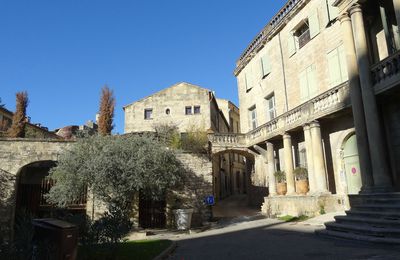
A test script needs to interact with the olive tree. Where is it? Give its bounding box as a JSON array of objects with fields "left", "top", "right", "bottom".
[{"left": 46, "top": 134, "right": 185, "bottom": 243}]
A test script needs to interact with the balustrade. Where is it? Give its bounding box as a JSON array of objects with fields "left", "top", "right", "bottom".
[{"left": 371, "top": 50, "right": 400, "bottom": 88}]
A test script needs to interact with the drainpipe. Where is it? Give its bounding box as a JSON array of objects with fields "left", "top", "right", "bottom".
[{"left": 278, "top": 32, "right": 289, "bottom": 112}]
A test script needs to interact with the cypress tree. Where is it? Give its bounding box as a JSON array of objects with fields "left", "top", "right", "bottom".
[
  {"left": 8, "top": 91, "right": 28, "bottom": 138},
  {"left": 98, "top": 86, "right": 115, "bottom": 135}
]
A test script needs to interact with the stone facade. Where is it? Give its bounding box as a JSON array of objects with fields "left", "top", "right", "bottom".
[
  {"left": 210, "top": 0, "right": 400, "bottom": 217},
  {"left": 124, "top": 82, "right": 218, "bottom": 133}
]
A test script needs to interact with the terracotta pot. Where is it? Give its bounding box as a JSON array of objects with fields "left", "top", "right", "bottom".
[
  {"left": 276, "top": 183, "right": 287, "bottom": 195},
  {"left": 295, "top": 179, "right": 309, "bottom": 195}
]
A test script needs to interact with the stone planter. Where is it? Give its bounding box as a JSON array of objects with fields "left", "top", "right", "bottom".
[
  {"left": 173, "top": 209, "right": 194, "bottom": 230},
  {"left": 276, "top": 183, "right": 287, "bottom": 195},
  {"left": 295, "top": 179, "right": 309, "bottom": 195}
]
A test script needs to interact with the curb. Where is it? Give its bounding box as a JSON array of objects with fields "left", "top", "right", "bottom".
[{"left": 153, "top": 240, "right": 177, "bottom": 260}]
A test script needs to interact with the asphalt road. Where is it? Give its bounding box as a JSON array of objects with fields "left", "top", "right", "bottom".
[{"left": 167, "top": 218, "right": 400, "bottom": 260}]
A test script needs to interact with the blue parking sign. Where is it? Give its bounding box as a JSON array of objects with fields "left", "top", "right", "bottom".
[{"left": 204, "top": 195, "right": 215, "bottom": 205}]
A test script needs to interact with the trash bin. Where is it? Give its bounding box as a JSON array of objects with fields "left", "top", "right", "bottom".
[{"left": 32, "top": 218, "right": 78, "bottom": 260}]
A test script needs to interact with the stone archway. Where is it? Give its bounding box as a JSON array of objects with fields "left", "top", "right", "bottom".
[{"left": 0, "top": 138, "right": 74, "bottom": 241}]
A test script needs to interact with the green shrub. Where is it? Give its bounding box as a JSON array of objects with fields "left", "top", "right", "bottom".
[
  {"left": 293, "top": 167, "right": 308, "bottom": 181},
  {"left": 274, "top": 170, "right": 286, "bottom": 183}
]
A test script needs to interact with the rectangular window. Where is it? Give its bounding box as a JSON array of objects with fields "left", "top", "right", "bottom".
[
  {"left": 265, "top": 94, "right": 276, "bottom": 122},
  {"left": 194, "top": 106, "right": 201, "bottom": 114},
  {"left": 296, "top": 23, "right": 311, "bottom": 49},
  {"left": 144, "top": 108, "right": 153, "bottom": 120},
  {"left": 248, "top": 106, "right": 257, "bottom": 130},
  {"left": 185, "top": 106, "right": 192, "bottom": 115},
  {"left": 327, "top": 44, "right": 348, "bottom": 87},
  {"left": 291, "top": 9, "right": 320, "bottom": 51},
  {"left": 299, "top": 64, "right": 318, "bottom": 101}
]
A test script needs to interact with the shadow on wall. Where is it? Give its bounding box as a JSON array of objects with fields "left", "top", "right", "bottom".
[{"left": 167, "top": 153, "right": 213, "bottom": 228}]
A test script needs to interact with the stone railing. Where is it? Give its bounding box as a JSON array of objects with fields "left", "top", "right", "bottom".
[
  {"left": 312, "top": 87, "right": 342, "bottom": 114},
  {"left": 244, "top": 82, "right": 350, "bottom": 147},
  {"left": 209, "top": 83, "right": 350, "bottom": 152},
  {"left": 208, "top": 133, "right": 246, "bottom": 147},
  {"left": 371, "top": 50, "right": 400, "bottom": 94}
]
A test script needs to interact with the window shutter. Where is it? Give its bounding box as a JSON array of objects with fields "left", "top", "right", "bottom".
[
  {"left": 339, "top": 44, "right": 348, "bottom": 82},
  {"left": 307, "top": 64, "right": 318, "bottom": 97},
  {"left": 261, "top": 54, "right": 272, "bottom": 77},
  {"left": 322, "top": 0, "right": 330, "bottom": 26},
  {"left": 299, "top": 69, "right": 308, "bottom": 101},
  {"left": 288, "top": 33, "right": 296, "bottom": 57},
  {"left": 327, "top": 48, "right": 341, "bottom": 87},
  {"left": 328, "top": 0, "right": 339, "bottom": 21},
  {"left": 309, "top": 10, "right": 320, "bottom": 39}
]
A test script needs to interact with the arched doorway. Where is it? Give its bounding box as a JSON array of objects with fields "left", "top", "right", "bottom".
[
  {"left": 211, "top": 149, "right": 259, "bottom": 218},
  {"left": 343, "top": 134, "right": 362, "bottom": 194},
  {"left": 15, "top": 161, "right": 87, "bottom": 218}
]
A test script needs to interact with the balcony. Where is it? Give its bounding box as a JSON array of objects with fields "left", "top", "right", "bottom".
[
  {"left": 371, "top": 50, "right": 400, "bottom": 94},
  {"left": 208, "top": 82, "right": 350, "bottom": 152}
]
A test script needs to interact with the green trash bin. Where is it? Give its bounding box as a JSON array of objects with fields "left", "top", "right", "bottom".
[{"left": 32, "top": 218, "right": 78, "bottom": 260}]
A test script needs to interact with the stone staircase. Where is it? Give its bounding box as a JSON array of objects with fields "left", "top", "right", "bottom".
[{"left": 317, "top": 193, "right": 400, "bottom": 244}]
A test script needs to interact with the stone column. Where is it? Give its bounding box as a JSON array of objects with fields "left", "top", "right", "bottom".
[
  {"left": 310, "top": 121, "right": 329, "bottom": 193},
  {"left": 350, "top": 4, "right": 393, "bottom": 191},
  {"left": 338, "top": 12, "right": 374, "bottom": 192},
  {"left": 393, "top": 0, "right": 400, "bottom": 46},
  {"left": 283, "top": 133, "right": 295, "bottom": 195},
  {"left": 303, "top": 124, "right": 316, "bottom": 193},
  {"left": 266, "top": 142, "right": 277, "bottom": 196}
]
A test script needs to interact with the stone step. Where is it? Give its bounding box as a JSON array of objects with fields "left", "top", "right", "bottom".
[
  {"left": 325, "top": 222, "right": 400, "bottom": 238},
  {"left": 316, "top": 229, "right": 400, "bottom": 244},
  {"left": 346, "top": 210, "right": 400, "bottom": 221},
  {"left": 348, "top": 193, "right": 400, "bottom": 199},
  {"left": 334, "top": 215, "right": 400, "bottom": 228},
  {"left": 349, "top": 197, "right": 400, "bottom": 206},
  {"left": 352, "top": 204, "right": 400, "bottom": 212}
]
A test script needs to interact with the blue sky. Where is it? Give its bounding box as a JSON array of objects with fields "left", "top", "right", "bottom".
[{"left": 0, "top": 0, "right": 287, "bottom": 134}]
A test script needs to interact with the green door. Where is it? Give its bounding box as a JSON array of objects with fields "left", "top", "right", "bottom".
[{"left": 343, "top": 134, "right": 362, "bottom": 194}]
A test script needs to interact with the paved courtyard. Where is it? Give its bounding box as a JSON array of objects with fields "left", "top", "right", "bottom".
[{"left": 163, "top": 214, "right": 400, "bottom": 260}]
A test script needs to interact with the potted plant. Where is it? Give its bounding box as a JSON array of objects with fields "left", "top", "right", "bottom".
[
  {"left": 171, "top": 198, "right": 194, "bottom": 231},
  {"left": 294, "top": 167, "right": 309, "bottom": 195},
  {"left": 274, "top": 170, "right": 287, "bottom": 195}
]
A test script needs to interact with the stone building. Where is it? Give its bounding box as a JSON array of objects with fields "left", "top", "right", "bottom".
[
  {"left": 124, "top": 82, "right": 249, "bottom": 227},
  {"left": 0, "top": 106, "right": 60, "bottom": 139},
  {"left": 209, "top": 0, "right": 400, "bottom": 242}
]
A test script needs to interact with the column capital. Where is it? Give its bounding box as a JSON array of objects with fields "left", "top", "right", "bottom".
[
  {"left": 338, "top": 12, "right": 351, "bottom": 24},
  {"left": 349, "top": 3, "right": 362, "bottom": 16},
  {"left": 309, "top": 121, "right": 320, "bottom": 129},
  {"left": 303, "top": 124, "right": 310, "bottom": 131},
  {"left": 265, "top": 141, "right": 273, "bottom": 148},
  {"left": 282, "top": 132, "right": 291, "bottom": 139}
]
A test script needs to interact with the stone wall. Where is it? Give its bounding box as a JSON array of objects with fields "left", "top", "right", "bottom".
[
  {"left": 0, "top": 138, "right": 73, "bottom": 176},
  {"left": 167, "top": 152, "right": 213, "bottom": 227},
  {"left": 0, "top": 169, "right": 16, "bottom": 242},
  {"left": 0, "top": 138, "right": 73, "bottom": 242},
  {"left": 261, "top": 194, "right": 349, "bottom": 217}
]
